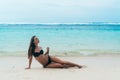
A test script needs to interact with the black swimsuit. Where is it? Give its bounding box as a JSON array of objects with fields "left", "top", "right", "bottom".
[
  {"left": 33, "top": 49, "right": 52, "bottom": 68},
  {"left": 33, "top": 50, "right": 44, "bottom": 57}
]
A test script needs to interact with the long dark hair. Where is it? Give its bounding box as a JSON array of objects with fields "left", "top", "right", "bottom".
[{"left": 28, "top": 35, "right": 36, "bottom": 59}]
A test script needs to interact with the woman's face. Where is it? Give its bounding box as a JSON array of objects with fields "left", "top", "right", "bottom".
[{"left": 34, "top": 37, "right": 39, "bottom": 44}]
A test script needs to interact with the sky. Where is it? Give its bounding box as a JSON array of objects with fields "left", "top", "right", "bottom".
[{"left": 0, "top": 0, "right": 120, "bottom": 23}]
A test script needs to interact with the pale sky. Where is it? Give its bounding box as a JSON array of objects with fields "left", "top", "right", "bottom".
[{"left": 0, "top": 0, "right": 120, "bottom": 23}]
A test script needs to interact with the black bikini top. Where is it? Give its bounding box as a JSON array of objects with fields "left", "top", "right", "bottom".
[{"left": 33, "top": 50, "right": 44, "bottom": 57}]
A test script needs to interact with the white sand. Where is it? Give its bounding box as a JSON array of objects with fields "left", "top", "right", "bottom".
[{"left": 0, "top": 56, "right": 120, "bottom": 80}]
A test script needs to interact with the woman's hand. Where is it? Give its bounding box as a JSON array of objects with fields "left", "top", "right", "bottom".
[
  {"left": 47, "top": 47, "right": 49, "bottom": 51},
  {"left": 45, "top": 47, "right": 49, "bottom": 55},
  {"left": 25, "top": 67, "right": 31, "bottom": 69}
]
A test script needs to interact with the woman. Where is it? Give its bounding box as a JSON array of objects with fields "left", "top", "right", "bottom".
[{"left": 25, "top": 36, "right": 84, "bottom": 69}]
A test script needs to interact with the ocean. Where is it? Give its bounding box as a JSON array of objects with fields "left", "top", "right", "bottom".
[{"left": 0, "top": 23, "right": 120, "bottom": 56}]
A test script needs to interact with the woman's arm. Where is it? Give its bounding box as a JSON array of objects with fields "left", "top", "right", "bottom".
[
  {"left": 25, "top": 55, "right": 33, "bottom": 69},
  {"left": 45, "top": 47, "right": 49, "bottom": 55}
]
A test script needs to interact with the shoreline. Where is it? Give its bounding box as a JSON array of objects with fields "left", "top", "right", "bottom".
[
  {"left": 0, "top": 53, "right": 120, "bottom": 57},
  {"left": 0, "top": 49, "right": 120, "bottom": 57}
]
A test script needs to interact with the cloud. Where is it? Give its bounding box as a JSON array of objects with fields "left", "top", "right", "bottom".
[
  {"left": 41, "top": 0, "right": 120, "bottom": 8},
  {"left": 0, "top": 0, "right": 120, "bottom": 23}
]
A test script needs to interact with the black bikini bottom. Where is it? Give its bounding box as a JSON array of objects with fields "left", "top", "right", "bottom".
[{"left": 43, "top": 55, "right": 52, "bottom": 68}]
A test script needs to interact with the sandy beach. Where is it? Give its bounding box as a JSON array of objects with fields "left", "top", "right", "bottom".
[{"left": 0, "top": 56, "right": 120, "bottom": 80}]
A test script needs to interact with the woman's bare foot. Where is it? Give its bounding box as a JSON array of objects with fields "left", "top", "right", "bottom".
[
  {"left": 78, "top": 65, "right": 87, "bottom": 68},
  {"left": 78, "top": 65, "right": 82, "bottom": 68}
]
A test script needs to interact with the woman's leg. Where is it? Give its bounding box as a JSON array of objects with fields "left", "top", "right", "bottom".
[
  {"left": 50, "top": 56, "right": 83, "bottom": 68},
  {"left": 45, "top": 63, "right": 64, "bottom": 68}
]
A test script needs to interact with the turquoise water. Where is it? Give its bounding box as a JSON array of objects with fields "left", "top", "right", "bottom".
[{"left": 0, "top": 24, "right": 120, "bottom": 56}]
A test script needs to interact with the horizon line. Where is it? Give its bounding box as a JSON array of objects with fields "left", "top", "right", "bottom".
[{"left": 0, "top": 22, "right": 120, "bottom": 24}]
